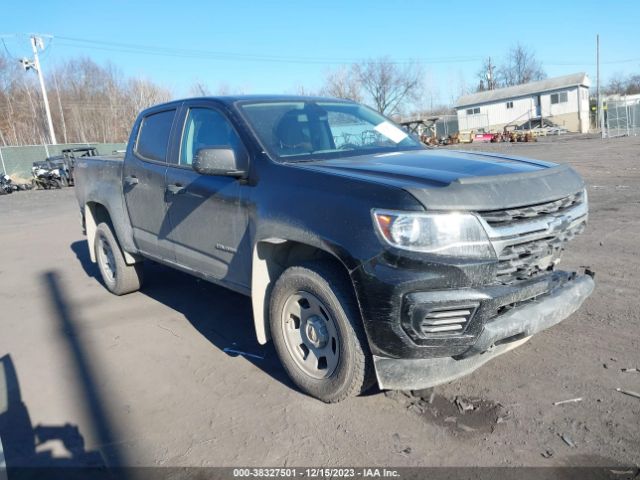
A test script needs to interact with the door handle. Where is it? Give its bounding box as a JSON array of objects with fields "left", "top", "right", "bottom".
[
  {"left": 124, "top": 175, "right": 139, "bottom": 186},
  {"left": 166, "top": 183, "right": 185, "bottom": 195}
]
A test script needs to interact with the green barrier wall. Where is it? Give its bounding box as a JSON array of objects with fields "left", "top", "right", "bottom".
[{"left": 0, "top": 143, "right": 127, "bottom": 180}]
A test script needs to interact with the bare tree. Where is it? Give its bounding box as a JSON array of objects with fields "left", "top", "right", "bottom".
[
  {"left": 189, "top": 81, "right": 211, "bottom": 96},
  {"left": 0, "top": 53, "right": 21, "bottom": 145},
  {"left": 605, "top": 73, "right": 640, "bottom": 95},
  {"left": 131, "top": 78, "right": 171, "bottom": 109},
  {"left": 0, "top": 53, "right": 172, "bottom": 146},
  {"left": 497, "top": 43, "right": 546, "bottom": 87},
  {"left": 353, "top": 57, "right": 423, "bottom": 115},
  {"left": 475, "top": 57, "right": 498, "bottom": 92},
  {"left": 51, "top": 72, "right": 68, "bottom": 143},
  {"left": 290, "top": 83, "right": 315, "bottom": 96},
  {"left": 319, "top": 66, "right": 362, "bottom": 102},
  {"left": 189, "top": 81, "right": 246, "bottom": 96},
  {"left": 320, "top": 58, "right": 423, "bottom": 115},
  {"left": 625, "top": 75, "right": 640, "bottom": 95},
  {"left": 216, "top": 83, "right": 246, "bottom": 96},
  {"left": 604, "top": 73, "right": 626, "bottom": 95}
]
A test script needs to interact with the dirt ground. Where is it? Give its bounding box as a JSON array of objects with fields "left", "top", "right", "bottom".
[{"left": 0, "top": 134, "right": 638, "bottom": 469}]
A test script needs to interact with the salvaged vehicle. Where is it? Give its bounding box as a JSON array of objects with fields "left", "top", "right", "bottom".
[
  {"left": 0, "top": 173, "right": 32, "bottom": 194},
  {"left": 75, "top": 96, "right": 594, "bottom": 402},
  {"left": 34, "top": 147, "right": 98, "bottom": 187},
  {"left": 31, "top": 164, "right": 65, "bottom": 190}
]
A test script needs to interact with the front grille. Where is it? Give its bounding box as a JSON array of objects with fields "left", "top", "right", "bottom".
[
  {"left": 479, "top": 191, "right": 587, "bottom": 284},
  {"left": 420, "top": 307, "right": 475, "bottom": 335},
  {"left": 495, "top": 222, "right": 585, "bottom": 281},
  {"left": 481, "top": 191, "right": 584, "bottom": 226}
]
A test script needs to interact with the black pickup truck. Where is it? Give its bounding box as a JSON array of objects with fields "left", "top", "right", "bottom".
[{"left": 74, "top": 95, "right": 594, "bottom": 402}]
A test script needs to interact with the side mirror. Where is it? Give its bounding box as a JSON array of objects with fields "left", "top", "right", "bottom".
[{"left": 193, "top": 147, "right": 248, "bottom": 178}]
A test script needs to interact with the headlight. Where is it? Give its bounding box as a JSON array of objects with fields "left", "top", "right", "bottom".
[{"left": 372, "top": 209, "right": 495, "bottom": 259}]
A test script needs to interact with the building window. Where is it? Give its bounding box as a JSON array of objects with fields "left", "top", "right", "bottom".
[
  {"left": 466, "top": 107, "right": 480, "bottom": 115},
  {"left": 506, "top": 101, "right": 514, "bottom": 109},
  {"left": 550, "top": 92, "right": 568, "bottom": 104}
]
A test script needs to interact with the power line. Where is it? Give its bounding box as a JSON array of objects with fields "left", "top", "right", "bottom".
[
  {"left": 55, "top": 35, "right": 482, "bottom": 65},
  {"left": 4, "top": 32, "right": 640, "bottom": 68},
  {"left": 5, "top": 33, "right": 639, "bottom": 67},
  {"left": 546, "top": 58, "right": 640, "bottom": 66},
  {"left": 1, "top": 38, "right": 19, "bottom": 59},
  {"left": 53, "top": 35, "right": 640, "bottom": 67},
  {"left": 1, "top": 33, "right": 54, "bottom": 59}
]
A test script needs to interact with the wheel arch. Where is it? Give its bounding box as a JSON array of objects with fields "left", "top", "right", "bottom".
[
  {"left": 84, "top": 202, "right": 138, "bottom": 265},
  {"left": 251, "top": 238, "right": 356, "bottom": 345}
]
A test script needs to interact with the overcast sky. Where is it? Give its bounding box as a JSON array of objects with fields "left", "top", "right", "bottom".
[{"left": 3, "top": 0, "right": 639, "bottom": 106}]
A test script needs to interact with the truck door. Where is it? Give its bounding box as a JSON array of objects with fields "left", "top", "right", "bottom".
[
  {"left": 164, "top": 103, "right": 250, "bottom": 290},
  {"left": 123, "top": 107, "right": 179, "bottom": 261}
]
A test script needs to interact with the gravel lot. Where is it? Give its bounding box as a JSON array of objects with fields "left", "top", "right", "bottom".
[{"left": 0, "top": 134, "right": 638, "bottom": 469}]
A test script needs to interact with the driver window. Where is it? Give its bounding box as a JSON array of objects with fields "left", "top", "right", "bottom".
[{"left": 180, "top": 108, "right": 241, "bottom": 166}]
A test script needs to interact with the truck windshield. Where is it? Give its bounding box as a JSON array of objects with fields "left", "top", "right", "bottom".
[{"left": 237, "top": 100, "right": 424, "bottom": 162}]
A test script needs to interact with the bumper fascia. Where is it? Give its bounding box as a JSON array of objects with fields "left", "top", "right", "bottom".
[{"left": 373, "top": 273, "right": 594, "bottom": 390}]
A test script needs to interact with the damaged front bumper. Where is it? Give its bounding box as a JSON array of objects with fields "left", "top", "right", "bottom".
[{"left": 373, "top": 272, "right": 594, "bottom": 390}]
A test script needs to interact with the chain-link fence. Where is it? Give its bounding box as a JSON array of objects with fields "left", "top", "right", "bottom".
[
  {"left": 434, "top": 115, "right": 459, "bottom": 138},
  {"left": 0, "top": 143, "right": 126, "bottom": 179},
  {"left": 605, "top": 99, "right": 640, "bottom": 138}
]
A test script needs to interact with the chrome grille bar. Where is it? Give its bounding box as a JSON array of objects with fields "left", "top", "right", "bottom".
[{"left": 477, "top": 191, "right": 588, "bottom": 284}]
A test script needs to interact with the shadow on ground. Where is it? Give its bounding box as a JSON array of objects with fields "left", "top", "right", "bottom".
[
  {"left": 70, "top": 240, "right": 295, "bottom": 393},
  {"left": 1, "top": 269, "right": 133, "bottom": 478},
  {"left": 0, "top": 354, "right": 105, "bottom": 471}
]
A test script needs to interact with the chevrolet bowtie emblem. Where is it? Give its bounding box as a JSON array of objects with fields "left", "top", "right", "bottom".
[{"left": 548, "top": 215, "right": 570, "bottom": 232}]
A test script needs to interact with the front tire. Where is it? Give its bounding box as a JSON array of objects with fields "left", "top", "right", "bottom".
[
  {"left": 269, "top": 262, "right": 374, "bottom": 403},
  {"left": 94, "top": 222, "right": 143, "bottom": 295}
]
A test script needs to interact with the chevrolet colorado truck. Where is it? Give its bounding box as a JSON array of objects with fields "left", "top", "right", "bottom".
[{"left": 74, "top": 96, "right": 594, "bottom": 402}]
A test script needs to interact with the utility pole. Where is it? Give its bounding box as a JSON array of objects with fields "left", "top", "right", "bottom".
[
  {"left": 596, "top": 34, "right": 603, "bottom": 138},
  {"left": 486, "top": 57, "right": 495, "bottom": 91},
  {"left": 23, "top": 35, "right": 57, "bottom": 145}
]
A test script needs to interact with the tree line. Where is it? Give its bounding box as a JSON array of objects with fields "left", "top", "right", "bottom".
[
  {"left": 1, "top": 46, "right": 638, "bottom": 147},
  {"left": 0, "top": 54, "right": 171, "bottom": 146},
  {"left": 603, "top": 73, "right": 640, "bottom": 96}
]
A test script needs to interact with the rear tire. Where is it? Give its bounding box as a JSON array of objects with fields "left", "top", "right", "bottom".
[
  {"left": 269, "top": 261, "right": 374, "bottom": 403},
  {"left": 94, "top": 222, "right": 143, "bottom": 295}
]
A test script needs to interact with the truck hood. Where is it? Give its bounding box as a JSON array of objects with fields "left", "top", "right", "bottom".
[{"left": 296, "top": 149, "right": 585, "bottom": 210}]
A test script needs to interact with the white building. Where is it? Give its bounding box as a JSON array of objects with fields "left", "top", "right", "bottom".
[
  {"left": 605, "top": 92, "right": 640, "bottom": 106},
  {"left": 455, "top": 73, "right": 591, "bottom": 133}
]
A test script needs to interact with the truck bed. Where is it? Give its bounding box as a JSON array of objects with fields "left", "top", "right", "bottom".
[
  {"left": 75, "top": 155, "right": 125, "bottom": 212},
  {"left": 74, "top": 155, "right": 138, "bottom": 259}
]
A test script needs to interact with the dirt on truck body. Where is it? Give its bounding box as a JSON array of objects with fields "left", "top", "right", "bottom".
[{"left": 74, "top": 95, "right": 593, "bottom": 402}]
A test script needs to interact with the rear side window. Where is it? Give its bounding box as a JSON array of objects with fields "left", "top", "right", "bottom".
[{"left": 136, "top": 109, "right": 176, "bottom": 162}]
